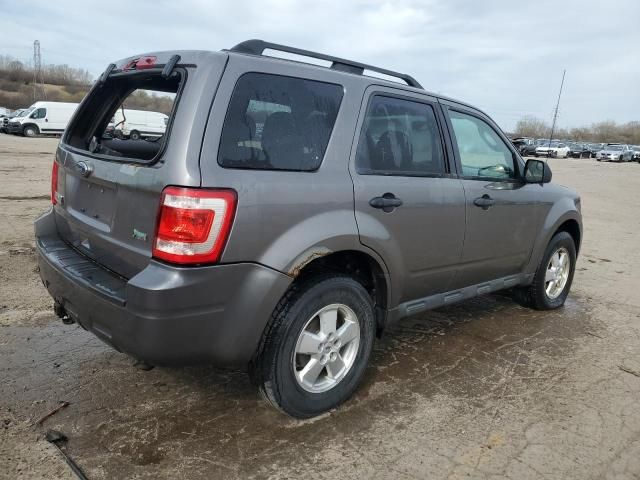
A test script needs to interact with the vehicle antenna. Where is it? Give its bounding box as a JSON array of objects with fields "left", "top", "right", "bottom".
[{"left": 547, "top": 69, "right": 566, "bottom": 157}]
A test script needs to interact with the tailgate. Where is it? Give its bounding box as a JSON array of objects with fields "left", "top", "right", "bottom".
[
  {"left": 51, "top": 50, "right": 228, "bottom": 278},
  {"left": 54, "top": 147, "right": 165, "bottom": 278}
]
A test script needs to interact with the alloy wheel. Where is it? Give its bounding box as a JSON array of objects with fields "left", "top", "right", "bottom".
[
  {"left": 545, "top": 247, "right": 571, "bottom": 299},
  {"left": 292, "top": 303, "right": 360, "bottom": 393}
]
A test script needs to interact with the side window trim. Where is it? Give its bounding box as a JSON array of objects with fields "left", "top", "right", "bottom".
[
  {"left": 442, "top": 104, "right": 523, "bottom": 182},
  {"left": 354, "top": 89, "right": 454, "bottom": 178}
]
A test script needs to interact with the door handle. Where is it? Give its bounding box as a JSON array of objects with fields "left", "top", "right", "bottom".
[
  {"left": 473, "top": 194, "right": 495, "bottom": 210},
  {"left": 369, "top": 194, "right": 403, "bottom": 212}
]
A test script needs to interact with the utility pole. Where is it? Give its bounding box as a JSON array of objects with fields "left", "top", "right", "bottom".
[
  {"left": 33, "top": 40, "right": 42, "bottom": 102},
  {"left": 548, "top": 69, "right": 566, "bottom": 147}
]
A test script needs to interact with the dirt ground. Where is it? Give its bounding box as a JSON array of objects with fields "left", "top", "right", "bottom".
[{"left": 1, "top": 134, "right": 640, "bottom": 480}]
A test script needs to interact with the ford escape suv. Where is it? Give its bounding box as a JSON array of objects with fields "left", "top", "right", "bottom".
[{"left": 35, "top": 40, "right": 582, "bottom": 418}]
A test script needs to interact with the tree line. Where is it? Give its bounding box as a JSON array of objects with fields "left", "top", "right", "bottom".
[
  {"left": 0, "top": 55, "right": 173, "bottom": 115},
  {"left": 0, "top": 55, "right": 92, "bottom": 86},
  {"left": 514, "top": 115, "right": 640, "bottom": 145}
]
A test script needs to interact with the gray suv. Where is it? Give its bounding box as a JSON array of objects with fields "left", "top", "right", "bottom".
[{"left": 35, "top": 40, "right": 582, "bottom": 418}]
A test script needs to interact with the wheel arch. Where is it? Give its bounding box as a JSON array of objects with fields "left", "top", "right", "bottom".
[
  {"left": 554, "top": 218, "right": 581, "bottom": 254},
  {"left": 525, "top": 203, "right": 582, "bottom": 276},
  {"left": 286, "top": 248, "right": 391, "bottom": 333},
  {"left": 22, "top": 123, "right": 39, "bottom": 136}
]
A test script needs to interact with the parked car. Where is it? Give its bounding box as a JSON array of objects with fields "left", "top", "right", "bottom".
[
  {"left": 1, "top": 109, "right": 25, "bottom": 133},
  {"left": 631, "top": 145, "right": 640, "bottom": 161},
  {"left": 587, "top": 143, "right": 605, "bottom": 158},
  {"left": 596, "top": 144, "right": 634, "bottom": 162},
  {"left": 6, "top": 101, "right": 79, "bottom": 137},
  {"left": 512, "top": 137, "right": 537, "bottom": 156},
  {"left": 567, "top": 143, "right": 591, "bottom": 158},
  {"left": 536, "top": 141, "right": 570, "bottom": 158},
  {"left": 35, "top": 40, "right": 582, "bottom": 418}
]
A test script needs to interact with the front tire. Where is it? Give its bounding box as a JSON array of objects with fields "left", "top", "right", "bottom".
[
  {"left": 23, "top": 125, "right": 39, "bottom": 137},
  {"left": 253, "top": 275, "right": 376, "bottom": 418},
  {"left": 129, "top": 130, "right": 141, "bottom": 140},
  {"left": 514, "top": 231, "right": 576, "bottom": 310}
]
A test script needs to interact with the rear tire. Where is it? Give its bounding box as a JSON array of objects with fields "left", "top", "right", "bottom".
[
  {"left": 23, "top": 125, "right": 39, "bottom": 137},
  {"left": 513, "top": 231, "right": 576, "bottom": 310},
  {"left": 253, "top": 274, "right": 375, "bottom": 418}
]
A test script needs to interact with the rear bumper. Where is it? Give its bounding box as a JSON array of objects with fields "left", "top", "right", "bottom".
[{"left": 35, "top": 209, "right": 292, "bottom": 366}]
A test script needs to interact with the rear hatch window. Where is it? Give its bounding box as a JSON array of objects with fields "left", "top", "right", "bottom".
[
  {"left": 65, "top": 68, "right": 183, "bottom": 163},
  {"left": 54, "top": 63, "right": 189, "bottom": 279}
]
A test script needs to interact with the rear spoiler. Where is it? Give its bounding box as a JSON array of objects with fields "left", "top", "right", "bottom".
[{"left": 97, "top": 54, "right": 181, "bottom": 86}]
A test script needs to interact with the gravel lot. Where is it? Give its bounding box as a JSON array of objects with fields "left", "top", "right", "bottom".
[{"left": 1, "top": 134, "right": 640, "bottom": 480}]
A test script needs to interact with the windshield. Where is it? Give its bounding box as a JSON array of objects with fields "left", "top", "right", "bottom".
[
  {"left": 606, "top": 145, "right": 623, "bottom": 151},
  {"left": 19, "top": 108, "right": 33, "bottom": 117}
]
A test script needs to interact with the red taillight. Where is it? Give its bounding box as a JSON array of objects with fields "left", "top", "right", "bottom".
[
  {"left": 51, "top": 161, "right": 59, "bottom": 205},
  {"left": 152, "top": 187, "right": 237, "bottom": 265}
]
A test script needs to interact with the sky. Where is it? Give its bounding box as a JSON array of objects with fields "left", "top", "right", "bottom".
[{"left": 1, "top": 0, "right": 639, "bottom": 131}]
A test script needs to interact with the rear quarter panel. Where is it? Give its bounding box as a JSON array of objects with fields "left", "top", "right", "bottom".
[{"left": 200, "top": 55, "right": 374, "bottom": 275}]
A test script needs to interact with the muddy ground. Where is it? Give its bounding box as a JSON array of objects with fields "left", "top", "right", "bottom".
[{"left": 1, "top": 134, "right": 639, "bottom": 480}]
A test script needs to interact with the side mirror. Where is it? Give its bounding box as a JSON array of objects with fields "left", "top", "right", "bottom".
[{"left": 524, "top": 159, "right": 552, "bottom": 184}]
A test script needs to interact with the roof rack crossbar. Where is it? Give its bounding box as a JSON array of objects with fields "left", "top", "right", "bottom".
[{"left": 230, "top": 39, "right": 423, "bottom": 89}]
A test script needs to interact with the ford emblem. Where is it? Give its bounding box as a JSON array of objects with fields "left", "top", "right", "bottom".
[{"left": 76, "top": 161, "right": 93, "bottom": 177}]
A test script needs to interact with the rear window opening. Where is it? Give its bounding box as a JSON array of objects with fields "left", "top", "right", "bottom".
[{"left": 64, "top": 71, "right": 183, "bottom": 162}]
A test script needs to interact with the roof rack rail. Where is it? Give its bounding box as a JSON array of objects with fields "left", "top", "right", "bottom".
[{"left": 229, "top": 39, "right": 423, "bottom": 89}]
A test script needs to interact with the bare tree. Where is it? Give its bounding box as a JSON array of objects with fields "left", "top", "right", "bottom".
[{"left": 514, "top": 116, "right": 550, "bottom": 138}]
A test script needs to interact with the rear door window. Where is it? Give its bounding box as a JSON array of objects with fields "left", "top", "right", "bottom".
[
  {"left": 355, "top": 95, "right": 446, "bottom": 176},
  {"left": 64, "top": 71, "right": 182, "bottom": 162},
  {"left": 218, "top": 73, "right": 343, "bottom": 171}
]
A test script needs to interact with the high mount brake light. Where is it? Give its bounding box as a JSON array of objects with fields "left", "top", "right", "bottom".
[
  {"left": 122, "top": 56, "right": 157, "bottom": 71},
  {"left": 135, "top": 56, "right": 157, "bottom": 69},
  {"left": 152, "top": 187, "right": 237, "bottom": 265},
  {"left": 51, "top": 161, "right": 59, "bottom": 205}
]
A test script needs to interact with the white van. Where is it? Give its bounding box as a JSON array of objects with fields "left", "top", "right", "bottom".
[
  {"left": 7, "top": 101, "right": 79, "bottom": 137},
  {"left": 109, "top": 109, "right": 168, "bottom": 140}
]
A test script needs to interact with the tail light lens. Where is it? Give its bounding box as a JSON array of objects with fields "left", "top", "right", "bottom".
[
  {"left": 152, "top": 187, "right": 237, "bottom": 265},
  {"left": 51, "top": 161, "right": 59, "bottom": 205}
]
